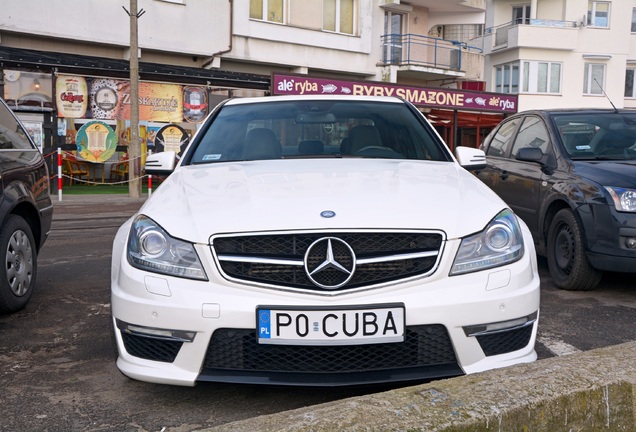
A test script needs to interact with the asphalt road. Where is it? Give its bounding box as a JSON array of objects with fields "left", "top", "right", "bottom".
[{"left": 2, "top": 194, "right": 636, "bottom": 431}]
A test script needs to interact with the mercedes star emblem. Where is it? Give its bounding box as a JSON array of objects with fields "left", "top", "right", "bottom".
[{"left": 304, "top": 237, "right": 356, "bottom": 289}]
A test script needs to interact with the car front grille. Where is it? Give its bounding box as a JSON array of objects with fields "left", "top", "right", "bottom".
[
  {"left": 212, "top": 231, "right": 444, "bottom": 292},
  {"left": 201, "top": 325, "right": 457, "bottom": 374}
]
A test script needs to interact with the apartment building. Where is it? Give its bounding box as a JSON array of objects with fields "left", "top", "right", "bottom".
[
  {"left": 479, "top": 0, "right": 636, "bottom": 112},
  {"left": 0, "top": 0, "right": 510, "bottom": 157}
]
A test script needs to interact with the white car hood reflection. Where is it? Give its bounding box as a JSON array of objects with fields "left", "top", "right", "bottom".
[{"left": 139, "top": 159, "right": 506, "bottom": 244}]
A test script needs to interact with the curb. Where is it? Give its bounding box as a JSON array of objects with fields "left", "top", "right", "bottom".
[{"left": 201, "top": 342, "right": 636, "bottom": 431}]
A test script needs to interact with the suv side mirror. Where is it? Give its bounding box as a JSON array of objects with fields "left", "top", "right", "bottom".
[
  {"left": 516, "top": 147, "right": 555, "bottom": 175},
  {"left": 455, "top": 146, "right": 487, "bottom": 170},
  {"left": 516, "top": 147, "right": 544, "bottom": 163},
  {"left": 145, "top": 151, "right": 177, "bottom": 176}
]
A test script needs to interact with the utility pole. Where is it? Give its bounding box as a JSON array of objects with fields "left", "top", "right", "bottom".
[{"left": 123, "top": 1, "right": 145, "bottom": 198}]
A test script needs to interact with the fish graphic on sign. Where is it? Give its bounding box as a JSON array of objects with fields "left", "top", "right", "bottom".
[
  {"left": 475, "top": 97, "right": 486, "bottom": 106},
  {"left": 341, "top": 87, "right": 351, "bottom": 94},
  {"left": 321, "top": 84, "right": 337, "bottom": 93}
]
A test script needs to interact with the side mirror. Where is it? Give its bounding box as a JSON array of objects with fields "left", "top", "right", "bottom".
[
  {"left": 145, "top": 151, "right": 177, "bottom": 176},
  {"left": 516, "top": 147, "right": 544, "bottom": 163},
  {"left": 516, "top": 147, "right": 556, "bottom": 174},
  {"left": 455, "top": 146, "right": 487, "bottom": 170}
]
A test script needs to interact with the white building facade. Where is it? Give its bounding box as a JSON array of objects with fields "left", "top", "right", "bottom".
[{"left": 479, "top": 0, "right": 636, "bottom": 112}]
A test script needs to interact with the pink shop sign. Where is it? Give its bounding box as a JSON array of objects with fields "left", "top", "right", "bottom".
[{"left": 272, "top": 74, "right": 517, "bottom": 113}]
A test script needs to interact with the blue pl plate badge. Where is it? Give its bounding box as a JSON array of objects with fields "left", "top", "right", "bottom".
[{"left": 258, "top": 309, "right": 271, "bottom": 339}]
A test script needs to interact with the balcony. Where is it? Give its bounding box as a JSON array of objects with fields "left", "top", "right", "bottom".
[
  {"left": 486, "top": 19, "right": 579, "bottom": 53},
  {"left": 380, "top": 33, "right": 483, "bottom": 79}
]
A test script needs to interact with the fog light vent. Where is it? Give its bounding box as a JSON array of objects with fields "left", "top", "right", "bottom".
[
  {"left": 625, "top": 237, "right": 636, "bottom": 249},
  {"left": 121, "top": 332, "right": 183, "bottom": 362},
  {"left": 476, "top": 325, "right": 533, "bottom": 356}
]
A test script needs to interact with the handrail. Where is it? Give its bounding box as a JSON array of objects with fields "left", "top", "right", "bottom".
[
  {"left": 485, "top": 18, "right": 579, "bottom": 34},
  {"left": 380, "top": 33, "right": 482, "bottom": 70},
  {"left": 485, "top": 19, "right": 579, "bottom": 47}
]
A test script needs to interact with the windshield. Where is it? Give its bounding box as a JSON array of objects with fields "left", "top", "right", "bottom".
[
  {"left": 553, "top": 112, "right": 636, "bottom": 160},
  {"left": 187, "top": 99, "right": 451, "bottom": 164}
]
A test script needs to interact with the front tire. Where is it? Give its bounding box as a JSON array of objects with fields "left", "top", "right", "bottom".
[
  {"left": 0, "top": 215, "right": 37, "bottom": 313},
  {"left": 546, "top": 208, "right": 602, "bottom": 291}
]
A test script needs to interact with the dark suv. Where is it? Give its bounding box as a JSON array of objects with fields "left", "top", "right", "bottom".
[
  {"left": 477, "top": 108, "right": 636, "bottom": 291},
  {"left": 0, "top": 97, "right": 52, "bottom": 313}
]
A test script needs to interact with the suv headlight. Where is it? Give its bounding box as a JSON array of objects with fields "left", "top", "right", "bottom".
[
  {"left": 450, "top": 209, "right": 524, "bottom": 275},
  {"left": 127, "top": 215, "right": 207, "bottom": 280},
  {"left": 605, "top": 187, "right": 636, "bottom": 212}
]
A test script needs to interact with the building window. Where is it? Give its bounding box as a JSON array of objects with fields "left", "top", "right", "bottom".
[
  {"left": 632, "top": 8, "right": 636, "bottom": 32},
  {"left": 626, "top": 69, "right": 636, "bottom": 98},
  {"left": 495, "top": 63, "right": 520, "bottom": 94},
  {"left": 512, "top": 5, "right": 531, "bottom": 25},
  {"left": 250, "top": 0, "right": 284, "bottom": 23},
  {"left": 382, "top": 10, "right": 404, "bottom": 63},
  {"left": 587, "top": 1, "right": 609, "bottom": 28},
  {"left": 583, "top": 63, "right": 605, "bottom": 95},
  {"left": 324, "top": 0, "right": 354, "bottom": 34},
  {"left": 522, "top": 61, "right": 561, "bottom": 94}
]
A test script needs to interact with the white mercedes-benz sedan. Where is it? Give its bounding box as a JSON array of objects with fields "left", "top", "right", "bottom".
[{"left": 111, "top": 95, "right": 540, "bottom": 387}]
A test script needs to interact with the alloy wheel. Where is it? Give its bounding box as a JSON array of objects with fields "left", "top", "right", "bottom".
[{"left": 5, "top": 229, "right": 33, "bottom": 296}]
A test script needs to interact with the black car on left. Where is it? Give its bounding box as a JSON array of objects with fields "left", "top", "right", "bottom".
[
  {"left": 0, "top": 97, "right": 53, "bottom": 313},
  {"left": 477, "top": 108, "right": 636, "bottom": 291}
]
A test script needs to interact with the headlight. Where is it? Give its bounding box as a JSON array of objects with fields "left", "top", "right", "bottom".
[
  {"left": 127, "top": 215, "right": 207, "bottom": 280},
  {"left": 605, "top": 187, "right": 636, "bottom": 212},
  {"left": 450, "top": 209, "right": 524, "bottom": 275}
]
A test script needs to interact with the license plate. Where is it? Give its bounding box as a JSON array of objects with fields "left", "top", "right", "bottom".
[{"left": 257, "top": 304, "right": 405, "bottom": 345}]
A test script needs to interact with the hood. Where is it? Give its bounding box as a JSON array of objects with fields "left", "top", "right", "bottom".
[
  {"left": 572, "top": 160, "right": 636, "bottom": 188},
  {"left": 140, "top": 159, "right": 507, "bottom": 244}
]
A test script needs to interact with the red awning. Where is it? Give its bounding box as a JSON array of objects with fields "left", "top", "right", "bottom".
[{"left": 425, "top": 109, "right": 504, "bottom": 128}]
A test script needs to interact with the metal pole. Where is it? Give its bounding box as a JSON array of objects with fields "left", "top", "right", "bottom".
[
  {"left": 453, "top": 110, "right": 458, "bottom": 151},
  {"left": 57, "top": 147, "right": 63, "bottom": 201},
  {"left": 127, "top": 0, "right": 142, "bottom": 198}
]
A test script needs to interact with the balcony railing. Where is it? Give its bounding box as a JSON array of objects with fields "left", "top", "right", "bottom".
[
  {"left": 487, "top": 19, "right": 578, "bottom": 47},
  {"left": 380, "top": 33, "right": 482, "bottom": 70}
]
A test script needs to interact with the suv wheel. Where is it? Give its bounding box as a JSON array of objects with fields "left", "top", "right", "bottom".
[
  {"left": 0, "top": 215, "right": 37, "bottom": 313},
  {"left": 547, "top": 208, "right": 602, "bottom": 291}
]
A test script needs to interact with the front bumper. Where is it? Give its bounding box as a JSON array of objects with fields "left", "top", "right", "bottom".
[
  {"left": 579, "top": 204, "right": 636, "bottom": 273},
  {"left": 111, "top": 226, "right": 540, "bottom": 387}
]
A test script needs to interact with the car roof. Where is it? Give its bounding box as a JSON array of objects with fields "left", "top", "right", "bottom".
[{"left": 223, "top": 94, "right": 405, "bottom": 106}]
